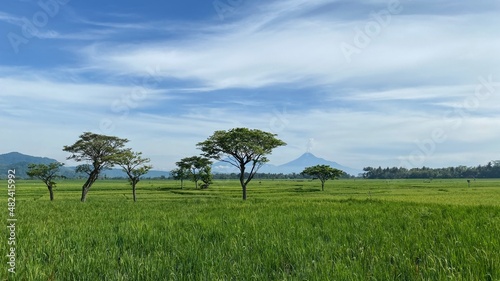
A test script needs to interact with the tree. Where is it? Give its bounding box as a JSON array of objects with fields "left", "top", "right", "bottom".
[
  {"left": 117, "top": 150, "right": 152, "bottom": 202},
  {"left": 175, "top": 156, "right": 212, "bottom": 189},
  {"left": 197, "top": 127, "right": 286, "bottom": 200},
  {"left": 27, "top": 162, "right": 64, "bottom": 201},
  {"left": 301, "top": 165, "right": 344, "bottom": 191},
  {"left": 170, "top": 167, "right": 189, "bottom": 189},
  {"left": 199, "top": 165, "right": 213, "bottom": 189},
  {"left": 63, "top": 132, "right": 129, "bottom": 202}
]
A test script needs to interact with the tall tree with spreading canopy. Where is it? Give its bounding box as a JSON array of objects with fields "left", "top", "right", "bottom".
[
  {"left": 301, "top": 165, "right": 344, "bottom": 191},
  {"left": 117, "top": 150, "right": 152, "bottom": 202},
  {"left": 63, "top": 132, "right": 129, "bottom": 202},
  {"left": 175, "top": 156, "right": 212, "bottom": 189},
  {"left": 197, "top": 128, "right": 286, "bottom": 200},
  {"left": 27, "top": 162, "right": 64, "bottom": 201}
]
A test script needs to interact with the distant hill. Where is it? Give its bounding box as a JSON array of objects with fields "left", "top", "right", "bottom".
[
  {"left": 0, "top": 152, "right": 59, "bottom": 178},
  {"left": 0, "top": 152, "right": 169, "bottom": 179},
  {"left": 97, "top": 168, "right": 170, "bottom": 179},
  {"left": 212, "top": 153, "right": 362, "bottom": 176},
  {"left": 0, "top": 152, "right": 57, "bottom": 165}
]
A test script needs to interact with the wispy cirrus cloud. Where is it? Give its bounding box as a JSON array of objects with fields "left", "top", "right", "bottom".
[
  {"left": 74, "top": 2, "right": 500, "bottom": 93},
  {"left": 0, "top": 11, "right": 23, "bottom": 25}
]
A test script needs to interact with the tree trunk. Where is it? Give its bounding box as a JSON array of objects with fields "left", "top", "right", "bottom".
[
  {"left": 48, "top": 185, "right": 54, "bottom": 201},
  {"left": 181, "top": 179, "right": 183, "bottom": 189},
  {"left": 81, "top": 187, "right": 90, "bottom": 202},
  {"left": 242, "top": 184, "right": 247, "bottom": 200},
  {"left": 132, "top": 184, "right": 137, "bottom": 202},
  {"left": 321, "top": 180, "right": 325, "bottom": 191},
  {"left": 240, "top": 165, "right": 247, "bottom": 200},
  {"left": 81, "top": 170, "right": 99, "bottom": 202}
]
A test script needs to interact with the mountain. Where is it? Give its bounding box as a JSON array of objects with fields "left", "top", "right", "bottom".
[
  {"left": 212, "top": 153, "right": 362, "bottom": 176},
  {"left": 275, "top": 152, "right": 361, "bottom": 176},
  {"left": 0, "top": 152, "right": 57, "bottom": 165},
  {"left": 0, "top": 152, "right": 59, "bottom": 178}
]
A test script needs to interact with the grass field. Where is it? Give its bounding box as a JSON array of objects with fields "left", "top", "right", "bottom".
[{"left": 2, "top": 178, "right": 500, "bottom": 280}]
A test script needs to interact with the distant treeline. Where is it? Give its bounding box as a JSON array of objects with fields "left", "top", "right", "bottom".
[
  {"left": 194, "top": 172, "right": 354, "bottom": 180},
  {"left": 99, "top": 172, "right": 354, "bottom": 181},
  {"left": 362, "top": 161, "right": 500, "bottom": 179}
]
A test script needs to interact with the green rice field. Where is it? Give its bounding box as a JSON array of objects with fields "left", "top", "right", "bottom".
[{"left": 2, "top": 178, "right": 500, "bottom": 280}]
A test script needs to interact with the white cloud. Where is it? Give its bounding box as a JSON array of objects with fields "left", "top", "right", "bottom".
[
  {"left": 0, "top": 11, "right": 24, "bottom": 25},
  {"left": 73, "top": 3, "right": 500, "bottom": 96}
]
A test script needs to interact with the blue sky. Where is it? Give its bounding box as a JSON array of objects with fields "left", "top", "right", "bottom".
[{"left": 1, "top": 0, "right": 500, "bottom": 171}]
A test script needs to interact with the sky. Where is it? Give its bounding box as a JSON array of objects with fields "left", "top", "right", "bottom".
[{"left": 1, "top": 0, "right": 500, "bottom": 171}]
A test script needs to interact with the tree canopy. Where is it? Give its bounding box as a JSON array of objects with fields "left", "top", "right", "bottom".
[
  {"left": 117, "top": 149, "right": 152, "bottom": 202},
  {"left": 301, "top": 165, "right": 344, "bottom": 191},
  {"left": 171, "top": 167, "right": 190, "bottom": 189},
  {"left": 63, "top": 132, "right": 129, "bottom": 202},
  {"left": 27, "top": 162, "right": 64, "bottom": 201},
  {"left": 175, "top": 156, "right": 212, "bottom": 189},
  {"left": 197, "top": 127, "right": 286, "bottom": 200}
]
